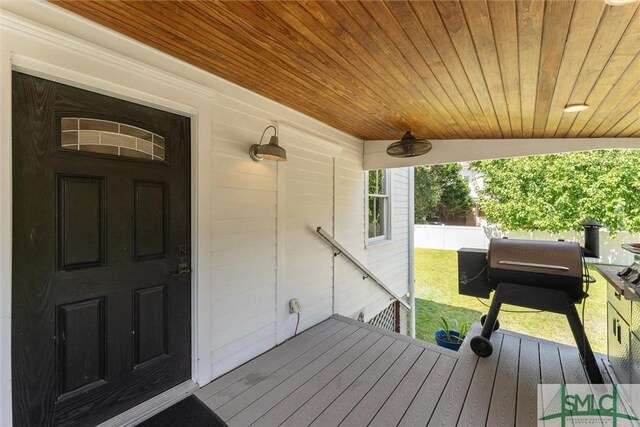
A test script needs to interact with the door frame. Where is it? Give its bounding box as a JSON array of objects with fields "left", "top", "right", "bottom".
[{"left": 1, "top": 16, "right": 215, "bottom": 424}]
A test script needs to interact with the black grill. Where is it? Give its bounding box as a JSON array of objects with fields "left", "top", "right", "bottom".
[{"left": 458, "top": 238, "right": 603, "bottom": 384}]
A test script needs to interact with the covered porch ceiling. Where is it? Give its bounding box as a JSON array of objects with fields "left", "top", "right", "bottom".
[{"left": 52, "top": 1, "right": 640, "bottom": 143}]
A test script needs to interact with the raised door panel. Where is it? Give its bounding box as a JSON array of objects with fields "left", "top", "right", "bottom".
[
  {"left": 58, "top": 176, "right": 106, "bottom": 270},
  {"left": 134, "top": 181, "right": 168, "bottom": 260},
  {"left": 134, "top": 285, "right": 168, "bottom": 367},
  {"left": 57, "top": 298, "right": 106, "bottom": 396}
]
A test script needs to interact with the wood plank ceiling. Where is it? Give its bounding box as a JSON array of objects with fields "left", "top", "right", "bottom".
[{"left": 52, "top": 0, "right": 640, "bottom": 141}]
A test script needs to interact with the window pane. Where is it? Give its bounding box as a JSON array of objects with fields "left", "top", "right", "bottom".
[
  {"left": 368, "top": 169, "right": 378, "bottom": 194},
  {"left": 378, "top": 169, "right": 385, "bottom": 194},
  {"left": 367, "top": 170, "right": 389, "bottom": 241},
  {"left": 369, "top": 196, "right": 378, "bottom": 238},
  {"left": 61, "top": 118, "right": 166, "bottom": 161}
]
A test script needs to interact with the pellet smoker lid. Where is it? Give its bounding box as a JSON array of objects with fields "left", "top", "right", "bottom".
[{"left": 488, "top": 238, "right": 583, "bottom": 278}]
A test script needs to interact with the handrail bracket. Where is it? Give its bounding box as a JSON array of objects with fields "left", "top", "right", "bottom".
[{"left": 315, "top": 227, "right": 411, "bottom": 310}]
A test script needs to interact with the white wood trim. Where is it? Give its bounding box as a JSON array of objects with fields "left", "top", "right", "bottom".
[
  {"left": 12, "top": 55, "right": 198, "bottom": 116},
  {"left": 96, "top": 380, "right": 199, "bottom": 427},
  {"left": 193, "top": 103, "right": 214, "bottom": 383},
  {"left": 408, "top": 167, "right": 416, "bottom": 339},
  {"left": 364, "top": 138, "right": 640, "bottom": 170},
  {"left": 0, "top": 46, "right": 13, "bottom": 427},
  {"left": 276, "top": 122, "right": 287, "bottom": 344},
  {"left": 332, "top": 157, "right": 336, "bottom": 315}
]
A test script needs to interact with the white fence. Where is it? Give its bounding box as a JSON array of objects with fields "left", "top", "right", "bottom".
[{"left": 415, "top": 224, "right": 639, "bottom": 266}]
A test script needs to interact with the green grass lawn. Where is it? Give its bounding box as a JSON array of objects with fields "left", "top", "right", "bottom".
[{"left": 414, "top": 248, "right": 608, "bottom": 354}]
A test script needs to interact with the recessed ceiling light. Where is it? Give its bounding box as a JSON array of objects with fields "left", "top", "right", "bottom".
[
  {"left": 563, "top": 104, "right": 589, "bottom": 113},
  {"left": 605, "top": 0, "right": 638, "bottom": 5}
]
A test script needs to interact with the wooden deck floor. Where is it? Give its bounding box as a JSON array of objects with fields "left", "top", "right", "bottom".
[{"left": 195, "top": 315, "right": 614, "bottom": 427}]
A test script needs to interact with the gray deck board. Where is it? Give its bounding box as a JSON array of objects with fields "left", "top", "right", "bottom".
[
  {"left": 486, "top": 334, "right": 520, "bottom": 427},
  {"left": 427, "top": 323, "right": 482, "bottom": 427},
  {"left": 214, "top": 324, "right": 360, "bottom": 419},
  {"left": 309, "top": 339, "right": 409, "bottom": 427},
  {"left": 398, "top": 355, "right": 457, "bottom": 427},
  {"left": 197, "top": 319, "right": 346, "bottom": 405},
  {"left": 195, "top": 318, "right": 340, "bottom": 402},
  {"left": 339, "top": 344, "right": 423, "bottom": 426},
  {"left": 369, "top": 349, "right": 440, "bottom": 427},
  {"left": 197, "top": 315, "right": 612, "bottom": 427},
  {"left": 281, "top": 335, "right": 397, "bottom": 427},
  {"left": 251, "top": 331, "right": 383, "bottom": 427},
  {"left": 539, "top": 341, "right": 568, "bottom": 427},
  {"left": 227, "top": 328, "right": 373, "bottom": 426},
  {"left": 457, "top": 333, "right": 504, "bottom": 427},
  {"left": 558, "top": 345, "right": 588, "bottom": 384},
  {"left": 514, "top": 339, "right": 540, "bottom": 427}
]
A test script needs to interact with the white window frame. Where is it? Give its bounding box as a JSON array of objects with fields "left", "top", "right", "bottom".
[{"left": 367, "top": 169, "right": 391, "bottom": 244}]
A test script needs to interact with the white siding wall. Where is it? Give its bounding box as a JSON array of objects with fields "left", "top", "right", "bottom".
[
  {"left": 0, "top": 4, "right": 412, "bottom": 411},
  {"left": 207, "top": 101, "right": 280, "bottom": 376},
  {"left": 277, "top": 129, "right": 337, "bottom": 343},
  {"left": 335, "top": 167, "right": 410, "bottom": 322}
]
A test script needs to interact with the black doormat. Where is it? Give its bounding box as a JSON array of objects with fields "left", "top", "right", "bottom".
[{"left": 137, "top": 395, "right": 227, "bottom": 427}]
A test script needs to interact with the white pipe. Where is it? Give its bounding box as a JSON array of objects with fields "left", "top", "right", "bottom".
[{"left": 408, "top": 167, "right": 416, "bottom": 338}]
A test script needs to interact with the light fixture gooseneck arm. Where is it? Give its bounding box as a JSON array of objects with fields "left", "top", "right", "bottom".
[{"left": 258, "top": 125, "right": 278, "bottom": 146}]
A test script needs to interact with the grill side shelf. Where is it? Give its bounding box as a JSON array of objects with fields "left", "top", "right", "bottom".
[{"left": 596, "top": 265, "right": 640, "bottom": 302}]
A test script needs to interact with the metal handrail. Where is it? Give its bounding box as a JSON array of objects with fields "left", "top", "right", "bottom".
[{"left": 315, "top": 227, "right": 411, "bottom": 310}]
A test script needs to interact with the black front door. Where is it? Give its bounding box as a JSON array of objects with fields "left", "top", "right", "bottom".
[{"left": 12, "top": 72, "right": 192, "bottom": 426}]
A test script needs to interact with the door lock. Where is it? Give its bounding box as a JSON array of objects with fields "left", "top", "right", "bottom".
[{"left": 172, "top": 262, "right": 191, "bottom": 278}]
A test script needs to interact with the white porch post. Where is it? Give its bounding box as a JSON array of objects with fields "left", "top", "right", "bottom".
[{"left": 408, "top": 167, "right": 416, "bottom": 338}]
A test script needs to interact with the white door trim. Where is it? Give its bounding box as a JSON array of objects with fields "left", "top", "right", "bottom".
[{"left": 0, "top": 46, "right": 14, "bottom": 427}]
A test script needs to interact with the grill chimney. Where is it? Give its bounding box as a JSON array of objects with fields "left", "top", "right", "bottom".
[{"left": 582, "top": 220, "right": 603, "bottom": 258}]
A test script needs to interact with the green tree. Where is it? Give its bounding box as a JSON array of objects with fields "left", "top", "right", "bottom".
[
  {"left": 414, "top": 166, "right": 441, "bottom": 223},
  {"left": 471, "top": 150, "right": 640, "bottom": 234},
  {"left": 414, "top": 164, "right": 473, "bottom": 223}
]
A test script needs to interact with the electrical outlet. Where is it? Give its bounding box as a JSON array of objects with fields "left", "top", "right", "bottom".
[{"left": 289, "top": 298, "right": 301, "bottom": 314}]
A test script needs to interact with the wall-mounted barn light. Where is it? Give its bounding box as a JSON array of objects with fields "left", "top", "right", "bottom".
[
  {"left": 249, "top": 125, "right": 287, "bottom": 162},
  {"left": 386, "top": 131, "right": 432, "bottom": 158}
]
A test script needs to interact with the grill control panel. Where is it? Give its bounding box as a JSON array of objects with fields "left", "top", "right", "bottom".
[
  {"left": 618, "top": 265, "right": 640, "bottom": 285},
  {"left": 617, "top": 250, "right": 640, "bottom": 289}
]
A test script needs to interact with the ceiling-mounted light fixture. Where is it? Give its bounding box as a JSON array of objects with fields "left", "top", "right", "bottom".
[
  {"left": 249, "top": 125, "right": 287, "bottom": 162},
  {"left": 604, "top": 0, "right": 638, "bottom": 5},
  {"left": 563, "top": 104, "right": 589, "bottom": 113},
  {"left": 386, "top": 131, "right": 432, "bottom": 158}
]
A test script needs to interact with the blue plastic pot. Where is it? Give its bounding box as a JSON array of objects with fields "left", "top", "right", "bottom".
[{"left": 434, "top": 330, "right": 463, "bottom": 351}]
